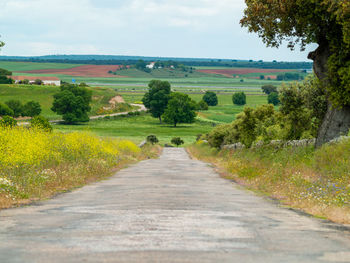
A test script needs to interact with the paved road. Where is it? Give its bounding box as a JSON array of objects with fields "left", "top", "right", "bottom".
[{"left": 1, "top": 148, "right": 350, "bottom": 263}]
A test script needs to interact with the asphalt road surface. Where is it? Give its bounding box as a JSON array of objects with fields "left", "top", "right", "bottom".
[{"left": 1, "top": 148, "right": 350, "bottom": 263}]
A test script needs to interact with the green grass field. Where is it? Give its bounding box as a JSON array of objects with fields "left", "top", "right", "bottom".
[
  {"left": 0, "top": 61, "right": 81, "bottom": 71},
  {"left": 0, "top": 84, "right": 118, "bottom": 119},
  {"left": 120, "top": 92, "right": 268, "bottom": 124},
  {"left": 53, "top": 92, "right": 269, "bottom": 145},
  {"left": 53, "top": 114, "right": 214, "bottom": 146}
]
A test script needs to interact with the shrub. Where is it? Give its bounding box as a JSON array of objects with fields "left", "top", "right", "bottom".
[
  {"left": 232, "top": 92, "right": 246, "bottom": 105},
  {"left": 0, "top": 75, "right": 13, "bottom": 84},
  {"left": 34, "top": 79, "right": 43, "bottom": 85},
  {"left": 171, "top": 137, "right": 184, "bottom": 147},
  {"left": 23, "top": 101, "right": 41, "bottom": 117},
  {"left": 268, "top": 92, "right": 280, "bottom": 105},
  {"left": 261, "top": 84, "right": 277, "bottom": 94},
  {"left": 0, "top": 102, "right": 14, "bottom": 117},
  {"left": 197, "top": 100, "right": 209, "bottom": 110},
  {"left": 146, "top": 135, "right": 159, "bottom": 145},
  {"left": 0, "top": 116, "right": 17, "bottom": 128},
  {"left": 202, "top": 91, "right": 218, "bottom": 106},
  {"left": 51, "top": 84, "right": 92, "bottom": 124},
  {"left": 5, "top": 100, "right": 23, "bottom": 117},
  {"left": 30, "top": 116, "right": 52, "bottom": 132}
]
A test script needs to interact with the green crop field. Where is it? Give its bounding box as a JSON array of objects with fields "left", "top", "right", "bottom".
[
  {"left": 0, "top": 84, "right": 118, "bottom": 119},
  {"left": 0, "top": 61, "right": 81, "bottom": 71}
]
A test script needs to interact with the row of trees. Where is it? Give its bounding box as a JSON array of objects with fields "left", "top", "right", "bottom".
[{"left": 0, "top": 100, "right": 41, "bottom": 118}]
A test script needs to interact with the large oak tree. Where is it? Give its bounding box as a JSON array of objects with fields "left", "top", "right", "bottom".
[{"left": 241, "top": 0, "right": 350, "bottom": 146}]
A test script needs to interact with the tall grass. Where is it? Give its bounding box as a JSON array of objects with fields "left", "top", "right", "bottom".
[
  {"left": 189, "top": 139, "right": 350, "bottom": 224},
  {"left": 0, "top": 127, "right": 153, "bottom": 209}
]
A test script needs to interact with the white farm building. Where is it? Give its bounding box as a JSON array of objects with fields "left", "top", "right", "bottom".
[{"left": 11, "top": 76, "right": 61, "bottom": 86}]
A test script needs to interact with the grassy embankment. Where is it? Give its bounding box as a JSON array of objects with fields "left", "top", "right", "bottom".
[
  {"left": 188, "top": 140, "right": 350, "bottom": 224},
  {"left": 0, "top": 126, "right": 160, "bottom": 209},
  {"left": 0, "top": 84, "right": 119, "bottom": 119}
]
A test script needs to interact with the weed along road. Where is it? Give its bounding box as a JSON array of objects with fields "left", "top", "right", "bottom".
[{"left": 1, "top": 148, "right": 350, "bottom": 262}]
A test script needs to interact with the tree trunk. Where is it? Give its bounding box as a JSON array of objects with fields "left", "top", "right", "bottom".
[
  {"left": 308, "top": 42, "right": 350, "bottom": 146},
  {"left": 159, "top": 116, "right": 162, "bottom": 124},
  {"left": 315, "top": 103, "right": 350, "bottom": 147}
]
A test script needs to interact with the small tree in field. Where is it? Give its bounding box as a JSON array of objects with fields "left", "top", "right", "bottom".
[
  {"left": 202, "top": 91, "right": 218, "bottom": 106},
  {"left": 261, "top": 85, "right": 278, "bottom": 95},
  {"left": 162, "top": 92, "right": 197, "bottom": 127},
  {"left": 232, "top": 92, "right": 246, "bottom": 106},
  {"left": 51, "top": 84, "right": 92, "bottom": 124},
  {"left": 197, "top": 100, "right": 209, "bottom": 111},
  {"left": 171, "top": 137, "right": 184, "bottom": 147},
  {"left": 142, "top": 80, "right": 171, "bottom": 124},
  {"left": 268, "top": 92, "right": 280, "bottom": 106},
  {"left": 146, "top": 134, "right": 159, "bottom": 145}
]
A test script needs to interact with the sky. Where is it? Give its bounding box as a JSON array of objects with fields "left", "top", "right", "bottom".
[{"left": 0, "top": 0, "right": 316, "bottom": 61}]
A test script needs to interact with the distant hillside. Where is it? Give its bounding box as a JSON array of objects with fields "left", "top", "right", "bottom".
[{"left": 0, "top": 54, "right": 313, "bottom": 69}]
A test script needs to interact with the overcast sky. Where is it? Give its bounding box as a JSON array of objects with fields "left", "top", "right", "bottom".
[{"left": 0, "top": 0, "right": 316, "bottom": 61}]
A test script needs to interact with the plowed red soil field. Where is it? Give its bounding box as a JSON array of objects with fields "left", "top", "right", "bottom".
[
  {"left": 19, "top": 65, "right": 127, "bottom": 78},
  {"left": 197, "top": 68, "right": 291, "bottom": 78}
]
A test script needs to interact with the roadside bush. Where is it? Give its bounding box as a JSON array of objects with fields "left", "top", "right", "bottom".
[
  {"left": 171, "top": 137, "right": 184, "bottom": 147},
  {"left": 0, "top": 116, "right": 17, "bottom": 128},
  {"left": 146, "top": 135, "right": 159, "bottom": 145},
  {"left": 207, "top": 77, "right": 326, "bottom": 148},
  {"left": 0, "top": 103, "right": 14, "bottom": 117},
  {"left": 232, "top": 92, "right": 246, "bottom": 105},
  {"left": 30, "top": 116, "right": 52, "bottom": 132}
]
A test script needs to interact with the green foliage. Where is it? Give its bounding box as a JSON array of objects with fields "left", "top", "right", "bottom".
[
  {"left": 0, "top": 75, "right": 13, "bottom": 84},
  {"left": 146, "top": 134, "right": 159, "bottom": 145},
  {"left": 30, "top": 116, "right": 52, "bottom": 132},
  {"left": 261, "top": 84, "right": 277, "bottom": 94},
  {"left": 142, "top": 80, "right": 171, "bottom": 123},
  {"left": 51, "top": 84, "right": 92, "bottom": 124},
  {"left": 162, "top": 92, "right": 197, "bottom": 127},
  {"left": 232, "top": 92, "right": 246, "bottom": 105},
  {"left": 0, "top": 102, "right": 14, "bottom": 117},
  {"left": 202, "top": 91, "right": 218, "bottom": 106},
  {"left": 276, "top": 73, "right": 303, "bottom": 81},
  {"left": 197, "top": 100, "right": 209, "bottom": 111},
  {"left": 207, "top": 78, "right": 327, "bottom": 147},
  {"left": 5, "top": 100, "right": 23, "bottom": 117},
  {"left": 23, "top": 101, "right": 41, "bottom": 117},
  {"left": 0, "top": 68, "right": 12, "bottom": 76},
  {"left": 0, "top": 116, "right": 17, "bottom": 128},
  {"left": 171, "top": 137, "right": 184, "bottom": 147},
  {"left": 240, "top": 0, "right": 350, "bottom": 108},
  {"left": 267, "top": 92, "right": 280, "bottom": 106},
  {"left": 34, "top": 79, "right": 43, "bottom": 85}
]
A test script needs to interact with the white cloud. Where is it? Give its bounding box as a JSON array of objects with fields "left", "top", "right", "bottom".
[{"left": 0, "top": 0, "right": 314, "bottom": 61}]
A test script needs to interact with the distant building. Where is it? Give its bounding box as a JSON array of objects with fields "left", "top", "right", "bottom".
[
  {"left": 10, "top": 76, "right": 61, "bottom": 86},
  {"left": 146, "top": 62, "right": 156, "bottom": 69}
]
